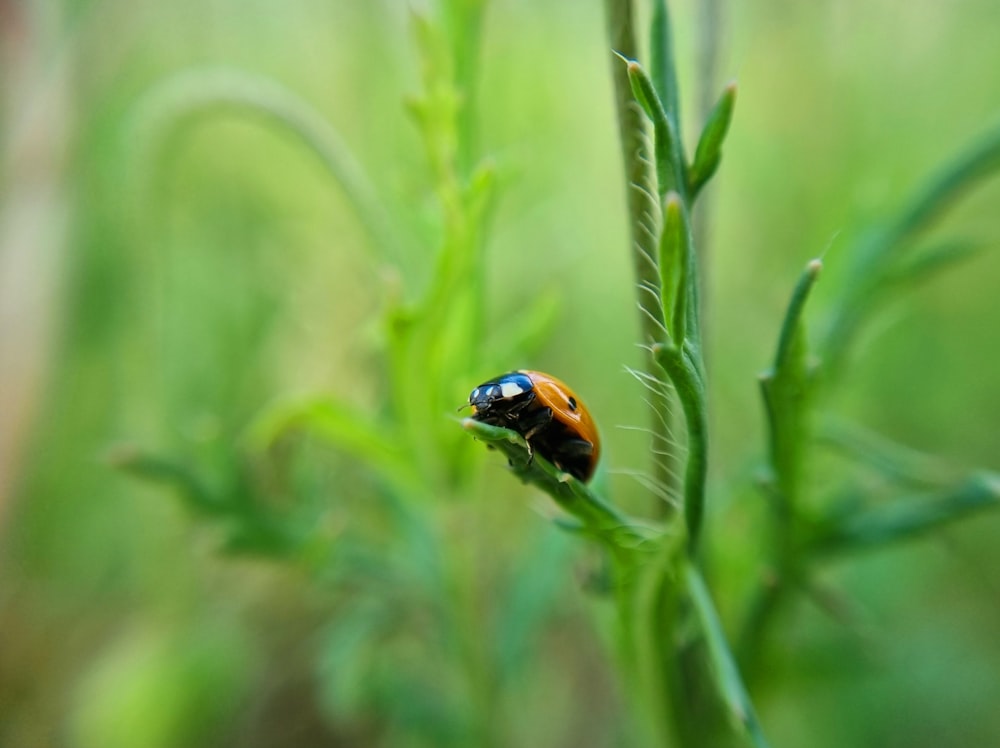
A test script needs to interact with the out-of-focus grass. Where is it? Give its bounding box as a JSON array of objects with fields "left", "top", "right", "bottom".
[{"left": 1, "top": 1, "right": 999, "bottom": 746}]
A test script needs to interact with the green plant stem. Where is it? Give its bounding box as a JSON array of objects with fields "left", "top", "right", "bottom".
[
  {"left": 744, "top": 259, "right": 821, "bottom": 681},
  {"left": 759, "top": 258, "right": 822, "bottom": 512},
  {"left": 654, "top": 342, "right": 708, "bottom": 551},
  {"left": 460, "top": 419, "right": 647, "bottom": 552},
  {"left": 650, "top": 0, "right": 682, "bottom": 145},
  {"left": 603, "top": 0, "right": 679, "bottom": 513},
  {"left": 685, "top": 563, "right": 772, "bottom": 748},
  {"left": 442, "top": 0, "right": 488, "bottom": 178},
  {"left": 737, "top": 570, "right": 785, "bottom": 685},
  {"left": 633, "top": 534, "right": 685, "bottom": 747}
]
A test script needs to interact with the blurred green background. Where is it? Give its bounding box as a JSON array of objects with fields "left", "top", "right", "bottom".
[{"left": 2, "top": 1, "right": 999, "bottom": 746}]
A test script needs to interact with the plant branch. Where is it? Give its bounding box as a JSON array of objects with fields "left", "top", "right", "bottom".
[
  {"left": 603, "top": 0, "right": 679, "bottom": 511},
  {"left": 685, "top": 562, "right": 772, "bottom": 748},
  {"left": 461, "top": 419, "right": 650, "bottom": 553}
]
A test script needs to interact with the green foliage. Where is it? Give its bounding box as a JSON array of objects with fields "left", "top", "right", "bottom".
[
  {"left": 4, "top": 2, "right": 1000, "bottom": 747},
  {"left": 689, "top": 83, "right": 736, "bottom": 198}
]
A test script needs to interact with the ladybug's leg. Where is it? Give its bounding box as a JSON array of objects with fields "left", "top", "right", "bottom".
[
  {"left": 503, "top": 390, "right": 536, "bottom": 417},
  {"left": 516, "top": 407, "right": 554, "bottom": 467}
]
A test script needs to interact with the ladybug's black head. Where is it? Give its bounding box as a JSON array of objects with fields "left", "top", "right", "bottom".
[{"left": 469, "top": 372, "right": 534, "bottom": 419}]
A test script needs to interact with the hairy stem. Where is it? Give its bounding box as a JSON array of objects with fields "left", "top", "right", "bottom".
[{"left": 604, "top": 0, "right": 680, "bottom": 515}]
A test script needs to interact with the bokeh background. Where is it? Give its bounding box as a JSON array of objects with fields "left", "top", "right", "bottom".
[{"left": 2, "top": 1, "right": 1000, "bottom": 746}]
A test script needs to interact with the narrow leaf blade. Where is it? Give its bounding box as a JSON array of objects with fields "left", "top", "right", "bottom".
[{"left": 690, "top": 82, "right": 737, "bottom": 198}]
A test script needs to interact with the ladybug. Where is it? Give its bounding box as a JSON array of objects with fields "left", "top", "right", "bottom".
[{"left": 468, "top": 370, "right": 601, "bottom": 482}]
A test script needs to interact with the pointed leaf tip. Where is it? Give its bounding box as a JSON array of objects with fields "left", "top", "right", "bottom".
[{"left": 611, "top": 49, "right": 634, "bottom": 66}]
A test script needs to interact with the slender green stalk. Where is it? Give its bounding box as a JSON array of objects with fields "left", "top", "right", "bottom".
[
  {"left": 685, "top": 563, "right": 772, "bottom": 748},
  {"left": 619, "top": 48, "right": 715, "bottom": 555},
  {"left": 634, "top": 533, "right": 689, "bottom": 747},
  {"left": 616, "top": 16, "right": 752, "bottom": 745},
  {"left": 650, "top": 0, "right": 682, "bottom": 146},
  {"left": 441, "top": 0, "right": 489, "bottom": 177},
  {"left": 654, "top": 342, "right": 708, "bottom": 551},
  {"left": 742, "top": 259, "right": 822, "bottom": 679},
  {"left": 603, "top": 0, "right": 679, "bottom": 511},
  {"left": 760, "top": 259, "right": 822, "bottom": 508},
  {"left": 461, "top": 419, "right": 648, "bottom": 552}
]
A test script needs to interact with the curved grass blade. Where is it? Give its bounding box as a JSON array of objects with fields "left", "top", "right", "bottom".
[{"left": 128, "top": 68, "right": 405, "bottom": 260}]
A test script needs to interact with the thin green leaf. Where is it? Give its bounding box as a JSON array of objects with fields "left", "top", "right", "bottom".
[
  {"left": 823, "top": 122, "right": 1000, "bottom": 372},
  {"left": 658, "top": 192, "right": 691, "bottom": 344},
  {"left": 772, "top": 259, "right": 822, "bottom": 373},
  {"left": 108, "top": 446, "right": 223, "bottom": 515},
  {"left": 685, "top": 563, "right": 773, "bottom": 748},
  {"left": 245, "top": 396, "right": 419, "bottom": 494},
  {"left": 650, "top": 0, "right": 682, "bottom": 145},
  {"left": 884, "top": 239, "right": 982, "bottom": 286},
  {"left": 890, "top": 122, "right": 1000, "bottom": 243},
  {"left": 818, "top": 416, "right": 957, "bottom": 489},
  {"left": 810, "top": 472, "right": 1000, "bottom": 556},
  {"left": 657, "top": 192, "right": 703, "bottom": 354},
  {"left": 759, "top": 259, "right": 822, "bottom": 506},
  {"left": 619, "top": 53, "right": 687, "bottom": 199},
  {"left": 689, "top": 82, "right": 737, "bottom": 198},
  {"left": 110, "top": 446, "right": 304, "bottom": 557},
  {"left": 654, "top": 342, "right": 708, "bottom": 549}
]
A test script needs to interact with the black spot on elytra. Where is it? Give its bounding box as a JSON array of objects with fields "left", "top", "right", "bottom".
[{"left": 568, "top": 396, "right": 577, "bottom": 411}]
